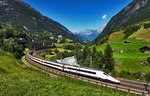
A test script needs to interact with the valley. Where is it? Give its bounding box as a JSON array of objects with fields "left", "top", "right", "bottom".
[{"left": 0, "top": 0, "right": 150, "bottom": 95}]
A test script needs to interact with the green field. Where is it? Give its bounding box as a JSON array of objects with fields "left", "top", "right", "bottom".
[
  {"left": 0, "top": 49, "right": 136, "bottom": 96},
  {"left": 96, "top": 38, "right": 150, "bottom": 73}
]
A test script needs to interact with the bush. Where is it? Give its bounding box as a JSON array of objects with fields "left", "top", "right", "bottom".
[
  {"left": 140, "top": 49, "right": 145, "bottom": 53},
  {"left": 124, "top": 25, "right": 141, "bottom": 39},
  {"left": 115, "top": 70, "right": 144, "bottom": 80},
  {"left": 13, "top": 52, "right": 22, "bottom": 59},
  {"left": 144, "top": 23, "right": 150, "bottom": 29},
  {"left": 145, "top": 73, "right": 150, "bottom": 82},
  {"left": 45, "top": 49, "right": 52, "bottom": 55},
  {"left": 40, "top": 53, "right": 45, "bottom": 58},
  {"left": 64, "top": 45, "right": 75, "bottom": 50},
  {"left": 55, "top": 49, "right": 59, "bottom": 54},
  {"left": 147, "top": 57, "right": 150, "bottom": 64}
]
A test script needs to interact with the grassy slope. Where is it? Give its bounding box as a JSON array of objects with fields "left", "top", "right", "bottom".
[
  {"left": 0, "top": 49, "right": 136, "bottom": 96},
  {"left": 95, "top": 25, "right": 150, "bottom": 73},
  {"left": 109, "top": 30, "right": 125, "bottom": 40},
  {"left": 96, "top": 38, "right": 150, "bottom": 73},
  {"left": 130, "top": 27, "right": 150, "bottom": 41}
]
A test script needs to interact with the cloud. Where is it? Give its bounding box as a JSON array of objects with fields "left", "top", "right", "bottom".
[
  {"left": 72, "top": 30, "right": 81, "bottom": 34},
  {"left": 72, "top": 30, "right": 96, "bottom": 36},
  {"left": 97, "top": 24, "right": 107, "bottom": 33},
  {"left": 102, "top": 14, "right": 107, "bottom": 19},
  {"left": 72, "top": 23, "right": 107, "bottom": 35}
]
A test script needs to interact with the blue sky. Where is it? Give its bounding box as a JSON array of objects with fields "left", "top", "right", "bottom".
[{"left": 22, "top": 0, "right": 133, "bottom": 32}]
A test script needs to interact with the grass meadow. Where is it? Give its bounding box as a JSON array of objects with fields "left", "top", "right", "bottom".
[{"left": 96, "top": 38, "right": 150, "bottom": 73}]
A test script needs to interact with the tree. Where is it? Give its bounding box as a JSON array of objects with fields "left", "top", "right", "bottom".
[
  {"left": 40, "top": 53, "right": 46, "bottom": 58},
  {"left": 13, "top": 52, "right": 21, "bottom": 59},
  {"left": 0, "top": 39, "right": 3, "bottom": 47},
  {"left": 82, "top": 47, "right": 88, "bottom": 62},
  {"left": 104, "top": 44, "right": 115, "bottom": 72},
  {"left": 92, "top": 46, "right": 96, "bottom": 57},
  {"left": 145, "top": 73, "right": 150, "bottom": 82},
  {"left": 46, "top": 49, "right": 52, "bottom": 55},
  {"left": 144, "top": 23, "right": 150, "bottom": 29},
  {"left": 145, "top": 73, "right": 150, "bottom": 94},
  {"left": 98, "top": 51, "right": 104, "bottom": 69},
  {"left": 55, "top": 49, "right": 59, "bottom": 54}
]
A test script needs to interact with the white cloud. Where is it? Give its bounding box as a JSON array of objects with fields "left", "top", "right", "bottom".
[
  {"left": 97, "top": 24, "right": 107, "bottom": 33},
  {"left": 102, "top": 14, "right": 107, "bottom": 19},
  {"left": 72, "top": 30, "right": 81, "bottom": 34},
  {"left": 72, "top": 23, "right": 107, "bottom": 35},
  {"left": 72, "top": 30, "right": 96, "bottom": 36}
]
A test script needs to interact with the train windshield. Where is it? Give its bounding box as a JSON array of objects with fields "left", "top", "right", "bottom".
[{"left": 101, "top": 70, "right": 111, "bottom": 75}]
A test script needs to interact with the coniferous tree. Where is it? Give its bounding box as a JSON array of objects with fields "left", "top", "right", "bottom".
[
  {"left": 92, "top": 46, "right": 96, "bottom": 57},
  {"left": 82, "top": 47, "right": 88, "bottom": 62},
  {"left": 98, "top": 51, "right": 104, "bottom": 69},
  {"left": 104, "top": 44, "right": 115, "bottom": 72},
  {"left": 93, "top": 52, "right": 100, "bottom": 68}
]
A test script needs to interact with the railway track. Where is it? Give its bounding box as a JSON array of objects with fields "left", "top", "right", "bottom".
[{"left": 24, "top": 51, "right": 150, "bottom": 96}]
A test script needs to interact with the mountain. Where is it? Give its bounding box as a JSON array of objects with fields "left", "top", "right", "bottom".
[
  {"left": 93, "top": 0, "right": 150, "bottom": 44},
  {"left": 0, "top": 0, "right": 84, "bottom": 42},
  {"left": 74, "top": 34, "right": 90, "bottom": 43},
  {"left": 73, "top": 24, "right": 106, "bottom": 41},
  {"left": 73, "top": 30, "right": 99, "bottom": 41}
]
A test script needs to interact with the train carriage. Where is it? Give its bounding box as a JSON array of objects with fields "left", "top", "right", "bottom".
[{"left": 27, "top": 52, "right": 120, "bottom": 84}]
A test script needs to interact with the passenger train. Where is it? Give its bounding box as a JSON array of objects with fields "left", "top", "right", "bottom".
[{"left": 27, "top": 52, "right": 120, "bottom": 84}]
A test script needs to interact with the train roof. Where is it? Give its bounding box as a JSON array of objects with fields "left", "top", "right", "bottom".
[
  {"left": 29, "top": 53, "right": 110, "bottom": 74},
  {"left": 64, "top": 63, "right": 109, "bottom": 73}
]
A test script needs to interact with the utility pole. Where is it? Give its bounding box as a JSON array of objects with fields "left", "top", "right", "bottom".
[
  {"left": 90, "top": 56, "right": 92, "bottom": 68},
  {"left": 61, "top": 53, "right": 62, "bottom": 63}
]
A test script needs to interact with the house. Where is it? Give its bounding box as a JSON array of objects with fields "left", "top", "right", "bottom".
[
  {"left": 11, "top": 37, "right": 26, "bottom": 44},
  {"left": 140, "top": 46, "right": 150, "bottom": 53},
  {"left": 58, "top": 35, "right": 62, "bottom": 41},
  {"left": 43, "top": 42, "right": 52, "bottom": 46},
  {"left": 3, "top": 39, "right": 10, "bottom": 41},
  {"left": 124, "top": 41, "right": 130, "bottom": 44},
  {"left": 50, "top": 36, "right": 54, "bottom": 40}
]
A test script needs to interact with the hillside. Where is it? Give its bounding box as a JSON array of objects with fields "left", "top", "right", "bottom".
[
  {"left": 0, "top": 0, "right": 87, "bottom": 42},
  {"left": 93, "top": 0, "right": 150, "bottom": 44},
  {"left": 0, "top": 49, "right": 135, "bottom": 96}
]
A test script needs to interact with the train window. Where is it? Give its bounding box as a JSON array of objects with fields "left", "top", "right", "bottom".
[
  {"left": 78, "top": 69, "right": 96, "bottom": 74},
  {"left": 103, "top": 73, "right": 108, "bottom": 76}
]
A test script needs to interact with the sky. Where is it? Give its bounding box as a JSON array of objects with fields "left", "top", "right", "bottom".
[{"left": 22, "top": 0, "right": 133, "bottom": 32}]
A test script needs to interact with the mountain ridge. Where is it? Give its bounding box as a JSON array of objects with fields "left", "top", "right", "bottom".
[
  {"left": 73, "top": 24, "right": 106, "bottom": 41},
  {"left": 93, "top": 0, "right": 150, "bottom": 44},
  {"left": 102, "top": 0, "right": 149, "bottom": 35},
  {"left": 0, "top": 0, "right": 87, "bottom": 42}
]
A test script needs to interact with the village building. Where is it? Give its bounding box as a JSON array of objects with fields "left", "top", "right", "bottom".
[
  {"left": 50, "top": 36, "right": 54, "bottom": 40},
  {"left": 124, "top": 41, "right": 130, "bottom": 44},
  {"left": 58, "top": 35, "right": 62, "bottom": 41},
  {"left": 140, "top": 46, "right": 150, "bottom": 53}
]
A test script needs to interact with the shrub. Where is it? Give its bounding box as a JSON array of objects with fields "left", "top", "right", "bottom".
[
  {"left": 140, "top": 49, "right": 145, "bottom": 53},
  {"left": 40, "top": 53, "right": 45, "bottom": 58},
  {"left": 55, "top": 49, "right": 59, "bottom": 54},
  {"left": 64, "top": 45, "right": 75, "bottom": 50},
  {"left": 45, "top": 49, "right": 52, "bottom": 55},
  {"left": 147, "top": 57, "right": 150, "bottom": 64},
  {"left": 145, "top": 73, "right": 150, "bottom": 82},
  {"left": 13, "top": 52, "right": 22, "bottom": 59},
  {"left": 124, "top": 25, "right": 141, "bottom": 39},
  {"left": 144, "top": 23, "right": 150, "bottom": 29}
]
